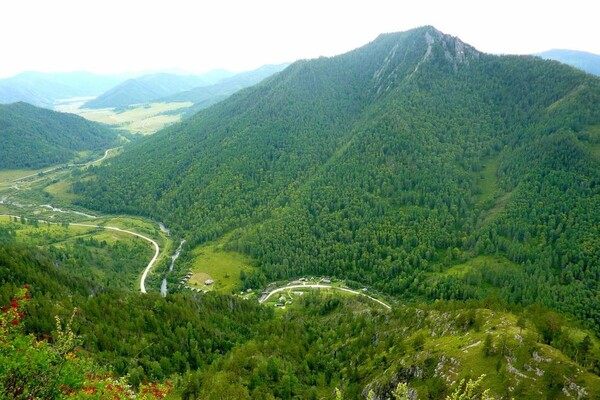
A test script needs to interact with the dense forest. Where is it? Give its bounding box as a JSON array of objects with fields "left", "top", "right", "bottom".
[
  {"left": 0, "top": 102, "right": 119, "bottom": 168},
  {"left": 73, "top": 26, "right": 600, "bottom": 335},
  {"left": 2, "top": 219, "right": 600, "bottom": 398}
]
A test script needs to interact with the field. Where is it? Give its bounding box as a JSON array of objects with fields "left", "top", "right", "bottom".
[
  {"left": 43, "top": 179, "right": 78, "bottom": 202},
  {"left": 187, "top": 240, "right": 256, "bottom": 294},
  {"left": 0, "top": 168, "right": 46, "bottom": 186},
  {"left": 61, "top": 102, "right": 193, "bottom": 135}
]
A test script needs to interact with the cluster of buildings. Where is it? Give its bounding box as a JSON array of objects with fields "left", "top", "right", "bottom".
[{"left": 179, "top": 271, "right": 193, "bottom": 286}]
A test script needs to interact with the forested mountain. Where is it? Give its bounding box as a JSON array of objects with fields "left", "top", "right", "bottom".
[
  {"left": 82, "top": 72, "right": 228, "bottom": 109},
  {"left": 537, "top": 49, "right": 600, "bottom": 76},
  {"left": 74, "top": 24, "right": 600, "bottom": 336},
  {"left": 2, "top": 221, "right": 600, "bottom": 399},
  {"left": 0, "top": 102, "right": 118, "bottom": 168},
  {"left": 0, "top": 71, "right": 130, "bottom": 108},
  {"left": 161, "top": 63, "right": 288, "bottom": 117}
]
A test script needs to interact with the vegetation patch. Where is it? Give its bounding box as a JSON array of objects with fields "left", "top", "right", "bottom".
[
  {"left": 187, "top": 240, "right": 256, "bottom": 294},
  {"left": 43, "top": 179, "right": 78, "bottom": 202},
  {"left": 443, "top": 255, "right": 519, "bottom": 277},
  {"left": 0, "top": 216, "right": 152, "bottom": 289}
]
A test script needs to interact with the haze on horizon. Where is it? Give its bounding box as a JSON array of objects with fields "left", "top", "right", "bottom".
[{"left": 2, "top": 0, "right": 598, "bottom": 79}]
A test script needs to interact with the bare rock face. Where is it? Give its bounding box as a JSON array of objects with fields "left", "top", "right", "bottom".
[
  {"left": 428, "top": 27, "right": 480, "bottom": 70},
  {"left": 371, "top": 26, "right": 482, "bottom": 95}
]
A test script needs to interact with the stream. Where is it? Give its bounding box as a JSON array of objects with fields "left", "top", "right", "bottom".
[{"left": 161, "top": 239, "right": 186, "bottom": 297}]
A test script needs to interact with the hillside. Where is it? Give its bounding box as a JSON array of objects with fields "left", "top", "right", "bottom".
[
  {"left": 0, "top": 71, "right": 129, "bottom": 108},
  {"left": 537, "top": 49, "right": 600, "bottom": 76},
  {"left": 74, "top": 25, "right": 600, "bottom": 335},
  {"left": 0, "top": 102, "right": 118, "bottom": 168},
  {"left": 82, "top": 72, "right": 228, "bottom": 109},
  {"left": 161, "top": 63, "right": 288, "bottom": 117},
  {"left": 1, "top": 218, "right": 600, "bottom": 399}
]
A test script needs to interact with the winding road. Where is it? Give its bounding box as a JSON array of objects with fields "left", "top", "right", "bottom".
[
  {"left": 0, "top": 215, "right": 161, "bottom": 293},
  {"left": 1, "top": 147, "right": 163, "bottom": 294},
  {"left": 260, "top": 283, "right": 391, "bottom": 310},
  {"left": 69, "top": 223, "right": 160, "bottom": 293},
  {"left": 7, "top": 148, "right": 118, "bottom": 185}
]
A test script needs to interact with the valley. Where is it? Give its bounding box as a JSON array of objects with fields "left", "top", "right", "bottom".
[
  {"left": 58, "top": 101, "right": 194, "bottom": 136},
  {"left": 1, "top": 25, "right": 600, "bottom": 400}
]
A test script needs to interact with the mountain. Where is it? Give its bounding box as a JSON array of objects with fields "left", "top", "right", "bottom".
[
  {"left": 74, "top": 26, "right": 600, "bottom": 334},
  {"left": 537, "top": 49, "right": 600, "bottom": 76},
  {"left": 82, "top": 72, "right": 229, "bottom": 109},
  {"left": 3, "top": 225, "right": 599, "bottom": 398},
  {"left": 0, "top": 71, "right": 130, "bottom": 108},
  {"left": 161, "top": 63, "right": 289, "bottom": 117},
  {"left": 0, "top": 102, "right": 118, "bottom": 169}
]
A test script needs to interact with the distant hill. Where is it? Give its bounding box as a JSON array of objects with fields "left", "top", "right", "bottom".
[
  {"left": 0, "top": 102, "right": 118, "bottom": 169},
  {"left": 537, "top": 49, "right": 600, "bottom": 76},
  {"left": 82, "top": 72, "right": 232, "bottom": 109},
  {"left": 162, "top": 64, "right": 288, "bottom": 117},
  {"left": 0, "top": 71, "right": 131, "bottom": 108}
]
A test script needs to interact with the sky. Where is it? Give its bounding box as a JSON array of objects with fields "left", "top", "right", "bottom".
[{"left": 1, "top": 0, "right": 598, "bottom": 78}]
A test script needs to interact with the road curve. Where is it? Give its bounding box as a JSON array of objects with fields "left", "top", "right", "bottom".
[
  {"left": 70, "top": 223, "right": 160, "bottom": 293},
  {"left": 260, "top": 284, "right": 391, "bottom": 310},
  {"left": 0, "top": 215, "right": 160, "bottom": 294}
]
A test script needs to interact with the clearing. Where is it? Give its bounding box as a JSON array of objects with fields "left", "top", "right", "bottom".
[{"left": 186, "top": 239, "right": 256, "bottom": 294}]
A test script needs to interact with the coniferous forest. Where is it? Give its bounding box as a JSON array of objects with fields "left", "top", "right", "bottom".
[
  {"left": 74, "top": 27, "right": 600, "bottom": 331},
  {"left": 2, "top": 26, "right": 600, "bottom": 399}
]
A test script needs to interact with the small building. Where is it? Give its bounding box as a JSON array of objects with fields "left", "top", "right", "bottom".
[
  {"left": 246, "top": 288, "right": 253, "bottom": 293},
  {"left": 322, "top": 278, "right": 331, "bottom": 284},
  {"left": 205, "top": 279, "right": 214, "bottom": 285}
]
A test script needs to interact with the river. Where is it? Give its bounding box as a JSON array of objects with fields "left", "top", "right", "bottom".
[{"left": 161, "top": 239, "right": 186, "bottom": 297}]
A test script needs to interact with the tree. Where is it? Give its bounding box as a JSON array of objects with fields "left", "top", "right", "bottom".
[
  {"left": 446, "top": 375, "right": 490, "bottom": 400},
  {"left": 181, "top": 371, "right": 201, "bottom": 400},
  {"left": 392, "top": 382, "right": 410, "bottom": 400},
  {"left": 578, "top": 335, "right": 592, "bottom": 365},
  {"left": 483, "top": 334, "right": 493, "bottom": 357}
]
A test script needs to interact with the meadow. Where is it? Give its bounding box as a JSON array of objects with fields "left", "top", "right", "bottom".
[{"left": 63, "top": 102, "right": 193, "bottom": 135}]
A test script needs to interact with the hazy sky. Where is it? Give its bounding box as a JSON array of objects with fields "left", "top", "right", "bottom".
[{"left": 2, "top": 0, "right": 598, "bottom": 78}]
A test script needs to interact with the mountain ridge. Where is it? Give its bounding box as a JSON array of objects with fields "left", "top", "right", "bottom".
[
  {"left": 0, "top": 101, "right": 118, "bottom": 168},
  {"left": 537, "top": 49, "right": 600, "bottom": 76},
  {"left": 161, "top": 63, "right": 289, "bottom": 117},
  {"left": 82, "top": 72, "right": 219, "bottom": 109},
  {"left": 0, "top": 71, "right": 132, "bottom": 108},
  {"left": 74, "top": 26, "right": 600, "bottom": 332}
]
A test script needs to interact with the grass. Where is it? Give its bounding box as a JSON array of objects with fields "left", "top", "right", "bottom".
[
  {"left": 187, "top": 240, "right": 256, "bottom": 294},
  {"left": 473, "top": 154, "right": 514, "bottom": 228},
  {"left": 69, "top": 102, "right": 192, "bottom": 135},
  {"left": 0, "top": 168, "right": 46, "bottom": 186},
  {"left": 443, "top": 255, "right": 519, "bottom": 277},
  {"left": 474, "top": 155, "right": 500, "bottom": 207},
  {"left": 0, "top": 215, "right": 153, "bottom": 248},
  {"left": 43, "top": 180, "right": 78, "bottom": 202}
]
